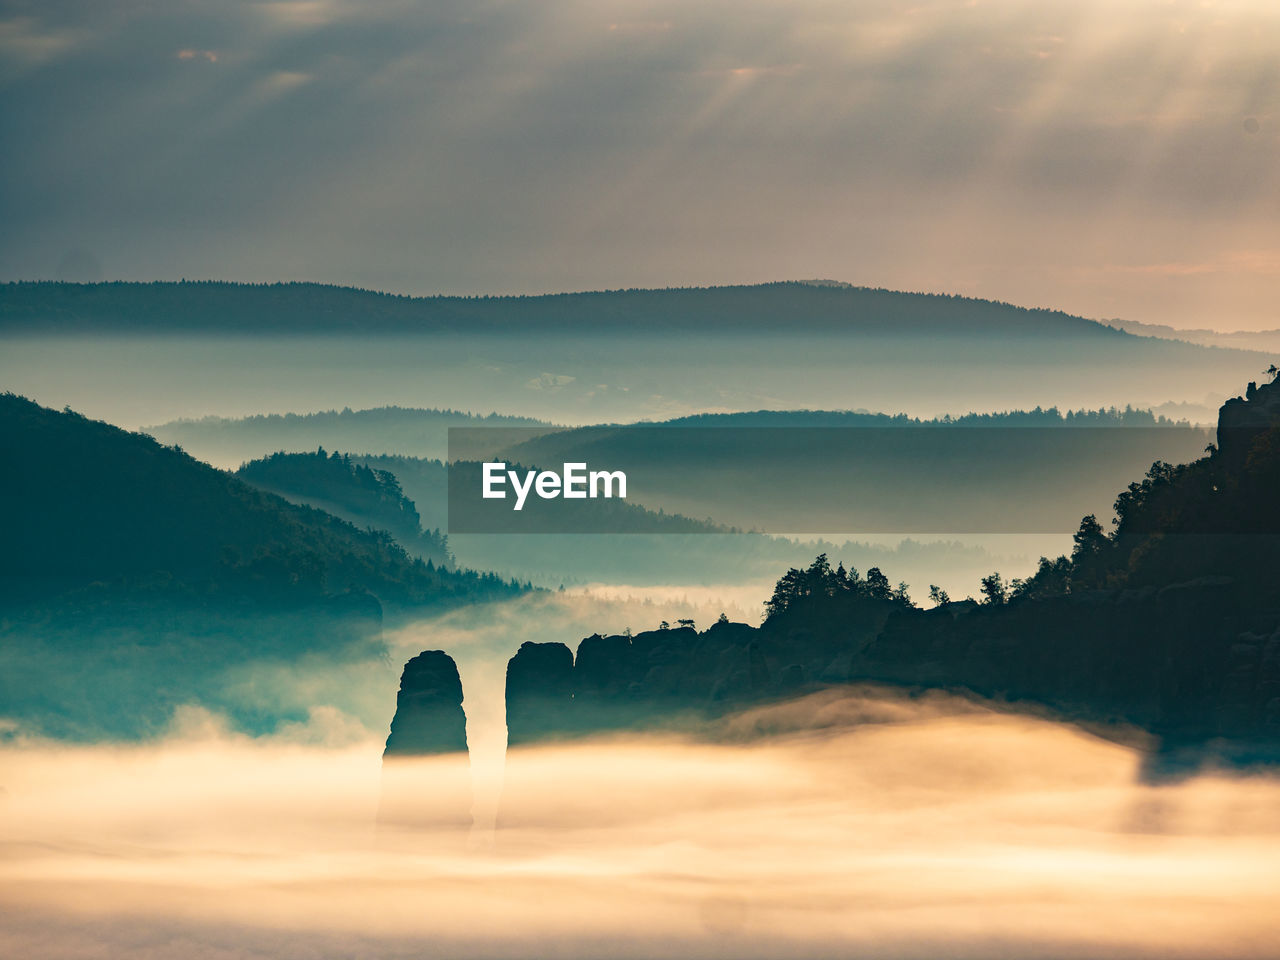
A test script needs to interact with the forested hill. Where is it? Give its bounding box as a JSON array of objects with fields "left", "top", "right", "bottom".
[
  {"left": 654, "top": 406, "right": 1191, "bottom": 428},
  {"left": 0, "top": 279, "right": 1217, "bottom": 340},
  {"left": 0, "top": 393, "right": 524, "bottom": 608},
  {"left": 235, "top": 449, "right": 451, "bottom": 565}
]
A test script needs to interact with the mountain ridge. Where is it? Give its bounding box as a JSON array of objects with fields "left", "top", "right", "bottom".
[
  {"left": 0, "top": 279, "right": 1234, "bottom": 342},
  {"left": 1103, "top": 317, "right": 1280, "bottom": 353}
]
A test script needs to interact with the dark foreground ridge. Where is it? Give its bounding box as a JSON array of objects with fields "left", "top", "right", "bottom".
[{"left": 496, "top": 372, "right": 1280, "bottom": 772}]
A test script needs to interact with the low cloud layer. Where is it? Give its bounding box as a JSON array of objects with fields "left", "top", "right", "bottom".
[
  {"left": 3, "top": 687, "right": 1279, "bottom": 958},
  {"left": 2, "top": 0, "right": 1277, "bottom": 327}
]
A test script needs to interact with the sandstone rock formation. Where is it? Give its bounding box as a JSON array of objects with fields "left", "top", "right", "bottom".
[
  {"left": 383, "top": 649, "right": 467, "bottom": 757},
  {"left": 504, "top": 641, "right": 575, "bottom": 746},
  {"left": 379, "top": 649, "right": 472, "bottom": 831}
]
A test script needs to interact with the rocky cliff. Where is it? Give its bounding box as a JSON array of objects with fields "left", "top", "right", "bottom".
[{"left": 1218, "top": 374, "right": 1280, "bottom": 465}]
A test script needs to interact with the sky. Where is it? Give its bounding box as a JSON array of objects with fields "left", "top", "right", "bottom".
[{"left": 1, "top": 0, "right": 1277, "bottom": 329}]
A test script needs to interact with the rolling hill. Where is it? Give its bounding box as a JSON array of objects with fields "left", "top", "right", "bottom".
[{"left": 0, "top": 280, "right": 1267, "bottom": 345}]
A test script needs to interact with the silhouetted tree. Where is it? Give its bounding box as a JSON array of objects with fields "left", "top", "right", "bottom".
[
  {"left": 1010, "top": 555, "right": 1072, "bottom": 600},
  {"left": 865, "top": 567, "right": 892, "bottom": 601},
  {"left": 764, "top": 555, "right": 913, "bottom": 620},
  {"left": 1072, "top": 514, "right": 1107, "bottom": 558},
  {"left": 979, "top": 572, "right": 1008, "bottom": 605}
]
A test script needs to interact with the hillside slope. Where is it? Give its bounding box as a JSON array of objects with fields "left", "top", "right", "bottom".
[
  {"left": 235, "top": 450, "right": 452, "bottom": 566},
  {"left": 0, "top": 394, "right": 519, "bottom": 608}
]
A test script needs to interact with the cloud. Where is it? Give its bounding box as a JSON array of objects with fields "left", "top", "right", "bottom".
[
  {"left": 3, "top": 688, "right": 1280, "bottom": 958},
  {"left": 256, "top": 0, "right": 349, "bottom": 29},
  {"left": 258, "top": 69, "right": 312, "bottom": 95},
  {"left": 525, "top": 372, "right": 576, "bottom": 392},
  {"left": 0, "top": 16, "right": 78, "bottom": 67}
]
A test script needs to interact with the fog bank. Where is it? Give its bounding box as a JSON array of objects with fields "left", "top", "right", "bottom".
[{"left": 3, "top": 689, "right": 1278, "bottom": 958}]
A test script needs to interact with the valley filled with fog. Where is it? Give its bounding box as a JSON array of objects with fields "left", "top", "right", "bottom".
[
  {"left": 6, "top": 0, "right": 1280, "bottom": 949},
  {"left": 5, "top": 680, "right": 1280, "bottom": 959},
  {"left": 3, "top": 287, "right": 1278, "bottom": 959}
]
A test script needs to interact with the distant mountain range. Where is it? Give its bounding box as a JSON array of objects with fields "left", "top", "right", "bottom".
[
  {"left": 1103, "top": 317, "right": 1280, "bottom": 354},
  {"left": 144, "top": 401, "right": 1212, "bottom": 538},
  {"left": 488, "top": 410, "right": 1212, "bottom": 535},
  {"left": 6, "top": 280, "right": 1270, "bottom": 424},
  {"left": 148, "top": 401, "right": 1197, "bottom": 472},
  {"left": 0, "top": 279, "right": 1261, "bottom": 341},
  {"left": 213, "top": 406, "right": 1211, "bottom": 590},
  {"left": 147, "top": 406, "right": 553, "bottom": 467}
]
